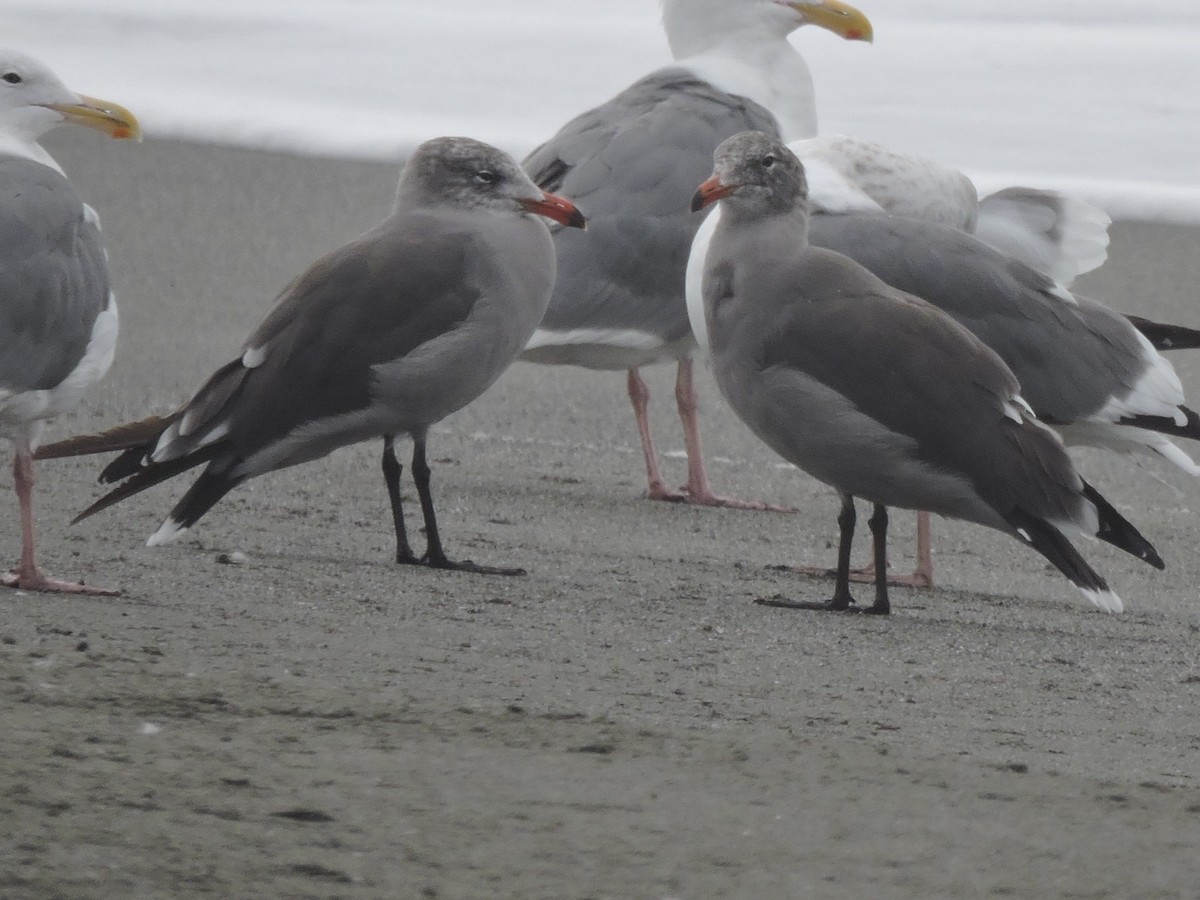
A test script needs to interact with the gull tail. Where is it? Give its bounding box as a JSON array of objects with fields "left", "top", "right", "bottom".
[
  {"left": 1125, "top": 315, "right": 1200, "bottom": 352},
  {"left": 144, "top": 470, "right": 244, "bottom": 546},
  {"left": 71, "top": 444, "right": 221, "bottom": 525},
  {"left": 1004, "top": 508, "right": 1123, "bottom": 613},
  {"left": 1117, "top": 406, "right": 1200, "bottom": 442},
  {"left": 1080, "top": 481, "right": 1164, "bottom": 569}
]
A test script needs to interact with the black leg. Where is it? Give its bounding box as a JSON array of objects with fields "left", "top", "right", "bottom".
[
  {"left": 828, "top": 493, "right": 857, "bottom": 610},
  {"left": 382, "top": 436, "right": 421, "bottom": 565},
  {"left": 865, "top": 504, "right": 892, "bottom": 615},
  {"left": 410, "top": 434, "right": 525, "bottom": 576},
  {"left": 757, "top": 494, "right": 860, "bottom": 612}
]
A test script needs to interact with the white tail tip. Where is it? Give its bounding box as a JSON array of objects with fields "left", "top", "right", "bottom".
[
  {"left": 1080, "top": 586, "right": 1124, "bottom": 613},
  {"left": 146, "top": 518, "right": 187, "bottom": 547}
]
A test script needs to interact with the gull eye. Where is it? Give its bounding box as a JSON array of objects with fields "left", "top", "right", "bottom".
[
  {"left": 2, "top": 72, "right": 22, "bottom": 85},
  {"left": 474, "top": 170, "right": 498, "bottom": 185}
]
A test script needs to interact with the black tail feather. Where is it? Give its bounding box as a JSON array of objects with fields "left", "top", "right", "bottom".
[
  {"left": 1126, "top": 314, "right": 1200, "bottom": 351},
  {"left": 71, "top": 445, "right": 221, "bottom": 525},
  {"left": 101, "top": 446, "right": 153, "bottom": 484},
  {"left": 1003, "top": 508, "right": 1111, "bottom": 594},
  {"left": 157, "top": 469, "right": 245, "bottom": 536},
  {"left": 1118, "top": 405, "right": 1200, "bottom": 442},
  {"left": 1081, "top": 481, "right": 1165, "bottom": 569}
]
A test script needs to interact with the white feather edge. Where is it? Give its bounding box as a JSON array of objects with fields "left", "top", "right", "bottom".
[
  {"left": 146, "top": 517, "right": 187, "bottom": 547},
  {"left": 685, "top": 209, "right": 718, "bottom": 355},
  {"left": 1089, "top": 328, "right": 1188, "bottom": 426},
  {"left": 1079, "top": 586, "right": 1124, "bottom": 614}
]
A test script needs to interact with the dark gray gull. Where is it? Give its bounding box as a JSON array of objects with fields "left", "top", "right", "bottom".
[
  {"left": 688, "top": 139, "right": 1200, "bottom": 588},
  {"left": 0, "top": 48, "right": 140, "bottom": 595},
  {"left": 521, "top": 0, "right": 873, "bottom": 507},
  {"left": 806, "top": 213, "right": 1200, "bottom": 581},
  {"left": 690, "top": 132, "right": 1163, "bottom": 614},
  {"left": 37, "top": 136, "right": 585, "bottom": 576}
]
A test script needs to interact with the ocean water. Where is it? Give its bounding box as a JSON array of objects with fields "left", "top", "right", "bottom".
[{"left": 4, "top": 0, "right": 1199, "bottom": 222}]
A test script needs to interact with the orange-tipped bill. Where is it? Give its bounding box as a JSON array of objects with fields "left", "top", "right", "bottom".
[
  {"left": 43, "top": 93, "right": 142, "bottom": 140},
  {"left": 521, "top": 191, "right": 586, "bottom": 229},
  {"left": 691, "top": 176, "right": 736, "bottom": 213},
  {"left": 789, "top": 1, "right": 874, "bottom": 43}
]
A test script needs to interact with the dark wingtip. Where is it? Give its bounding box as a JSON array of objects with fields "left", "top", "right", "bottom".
[
  {"left": 1117, "top": 406, "right": 1200, "bottom": 442},
  {"left": 1004, "top": 508, "right": 1112, "bottom": 596},
  {"left": 1125, "top": 314, "right": 1200, "bottom": 351},
  {"left": 70, "top": 442, "right": 224, "bottom": 525},
  {"left": 1082, "top": 481, "right": 1164, "bottom": 569}
]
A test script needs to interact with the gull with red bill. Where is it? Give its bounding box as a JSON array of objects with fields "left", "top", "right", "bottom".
[
  {"left": 689, "top": 131, "right": 1163, "bottom": 614},
  {"left": 38, "top": 136, "right": 585, "bottom": 577}
]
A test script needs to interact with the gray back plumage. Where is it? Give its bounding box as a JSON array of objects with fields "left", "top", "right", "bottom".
[
  {"left": 808, "top": 212, "right": 1149, "bottom": 424},
  {"left": 525, "top": 68, "right": 780, "bottom": 342},
  {"left": 0, "top": 155, "right": 110, "bottom": 393},
  {"left": 230, "top": 208, "right": 554, "bottom": 460},
  {"left": 709, "top": 232, "right": 1083, "bottom": 530}
]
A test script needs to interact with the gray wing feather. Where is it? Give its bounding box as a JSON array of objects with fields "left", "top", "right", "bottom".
[
  {"left": 711, "top": 246, "right": 1082, "bottom": 526},
  {"left": 165, "top": 213, "right": 482, "bottom": 465},
  {"left": 160, "top": 208, "right": 551, "bottom": 476},
  {"left": 808, "top": 212, "right": 1146, "bottom": 423},
  {"left": 526, "top": 67, "right": 780, "bottom": 341},
  {"left": 0, "top": 156, "right": 110, "bottom": 392}
]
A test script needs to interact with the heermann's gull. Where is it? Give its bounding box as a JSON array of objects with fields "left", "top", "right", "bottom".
[
  {"left": 0, "top": 48, "right": 140, "bottom": 595},
  {"left": 37, "top": 136, "right": 585, "bottom": 575},
  {"left": 690, "top": 132, "right": 1163, "bottom": 614},
  {"left": 688, "top": 136, "right": 1200, "bottom": 588},
  {"left": 521, "top": 0, "right": 872, "bottom": 507}
]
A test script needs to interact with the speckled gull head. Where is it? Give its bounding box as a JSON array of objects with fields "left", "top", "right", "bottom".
[
  {"left": 691, "top": 131, "right": 808, "bottom": 222},
  {"left": 396, "top": 136, "right": 585, "bottom": 228}
]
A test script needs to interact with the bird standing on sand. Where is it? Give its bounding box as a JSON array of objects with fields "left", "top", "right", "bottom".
[
  {"left": 687, "top": 135, "right": 1200, "bottom": 589},
  {"left": 0, "top": 47, "right": 140, "bottom": 595},
  {"left": 38, "top": 136, "right": 585, "bottom": 576},
  {"left": 521, "top": 0, "right": 873, "bottom": 507},
  {"left": 690, "top": 132, "right": 1163, "bottom": 614}
]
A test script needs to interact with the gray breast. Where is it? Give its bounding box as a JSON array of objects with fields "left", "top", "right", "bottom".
[{"left": 0, "top": 155, "right": 111, "bottom": 394}]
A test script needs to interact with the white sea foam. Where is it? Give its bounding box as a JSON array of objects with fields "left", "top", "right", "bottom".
[{"left": 3, "top": 0, "right": 1198, "bottom": 222}]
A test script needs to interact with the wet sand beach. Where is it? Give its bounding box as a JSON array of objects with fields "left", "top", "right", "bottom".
[{"left": 2, "top": 132, "right": 1200, "bottom": 898}]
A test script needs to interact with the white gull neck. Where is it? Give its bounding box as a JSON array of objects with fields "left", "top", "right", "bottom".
[
  {"left": 0, "top": 107, "right": 67, "bottom": 173},
  {"left": 673, "top": 35, "right": 819, "bottom": 141}
]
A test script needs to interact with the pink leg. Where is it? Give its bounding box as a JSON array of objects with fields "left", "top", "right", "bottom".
[
  {"left": 790, "top": 509, "right": 933, "bottom": 588},
  {"left": 3, "top": 450, "right": 119, "bottom": 596},
  {"left": 911, "top": 510, "right": 934, "bottom": 587},
  {"left": 674, "top": 359, "right": 791, "bottom": 511},
  {"left": 627, "top": 367, "right": 687, "bottom": 501}
]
